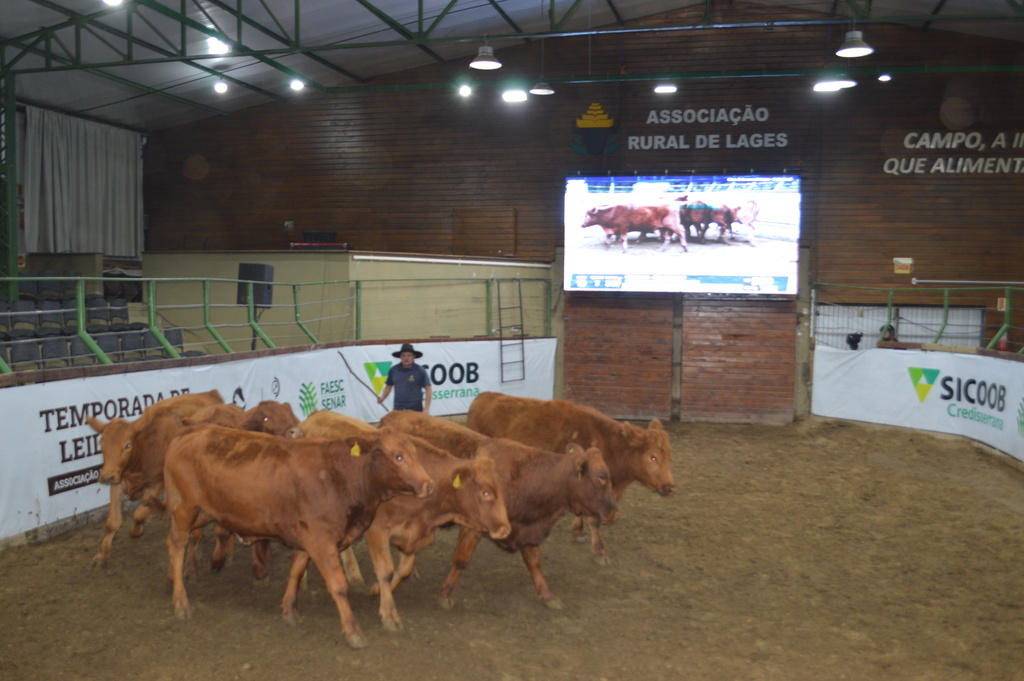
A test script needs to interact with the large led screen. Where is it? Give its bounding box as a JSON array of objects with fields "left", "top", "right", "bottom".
[{"left": 564, "top": 174, "right": 801, "bottom": 295}]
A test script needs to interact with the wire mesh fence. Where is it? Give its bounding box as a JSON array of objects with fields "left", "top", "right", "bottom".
[
  {"left": 0, "top": 275, "right": 552, "bottom": 372},
  {"left": 812, "top": 284, "right": 1023, "bottom": 353}
]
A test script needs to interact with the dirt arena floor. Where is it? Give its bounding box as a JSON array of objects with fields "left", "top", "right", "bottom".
[{"left": 2, "top": 418, "right": 1024, "bottom": 681}]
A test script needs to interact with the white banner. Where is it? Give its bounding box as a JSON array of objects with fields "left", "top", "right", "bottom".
[
  {"left": 812, "top": 346, "right": 1024, "bottom": 462},
  {"left": 0, "top": 338, "right": 556, "bottom": 542}
]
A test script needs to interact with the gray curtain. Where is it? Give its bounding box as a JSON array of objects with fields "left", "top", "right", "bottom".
[{"left": 23, "top": 106, "right": 144, "bottom": 258}]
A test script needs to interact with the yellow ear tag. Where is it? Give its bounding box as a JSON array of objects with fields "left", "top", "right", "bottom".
[
  {"left": 350, "top": 443, "right": 361, "bottom": 457},
  {"left": 452, "top": 474, "right": 462, "bottom": 489},
  {"left": 577, "top": 466, "right": 584, "bottom": 480}
]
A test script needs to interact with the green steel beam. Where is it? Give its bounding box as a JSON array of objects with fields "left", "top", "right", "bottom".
[
  {"left": 132, "top": 0, "right": 328, "bottom": 91},
  {"left": 5, "top": 11, "right": 1022, "bottom": 74},
  {"left": 146, "top": 280, "right": 181, "bottom": 359},
  {"left": 352, "top": 0, "right": 446, "bottom": 63},
  {"left": 485, "top": 0, "right": 527, "bottom": 37},
  {"left": 75, "top": 281, "right": 113, "bottom": 365},
  {"left": 203, "top": 280, "right": 234, "bottom": 353},
  {"left": 1, "top": 71, "right": 18, "bottom": 301},
  {"left": 293, "top": 284, "right": 319, "bottom": 344},
  {"left": 203, "top": 0, "right": 368, "bottom": 83},
  {"left": 245, "top": 283, "right": 275, "bottom": 349},
  {"left": 26, "top": 0, "right": 285, "bottom": 101},
  {"left": 423, "top": 0, "right": 459, "bottom": 37},
  {"left": 6, "top": 37, "right": 232, "bottom": 117},
  {"left": 551, "top": 0, "right": 586, "bottom": 32}
]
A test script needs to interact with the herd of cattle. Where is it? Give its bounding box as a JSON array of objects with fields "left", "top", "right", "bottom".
[
  {"left": 581, "top": 195, "right": 760, "bottom": 251},
  {"left": 85, "top": 390, "right": 676, "bottom": 649}
]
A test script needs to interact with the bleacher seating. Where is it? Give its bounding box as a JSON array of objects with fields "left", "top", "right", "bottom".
[
  {"left": 37, "top": 271, "right": 62, "bottom": 303},
  {"left": 9, "top": 339, "right": 41, "bottom": 371},
  {"left": 9, "top": 301, "right": 39, "bottom": 339},
  {"left": 118, "top": 329, "right": 146, "bottom": 362},
  {"left": 0, "top": 274, "right": 211, "bottom": 372},
  {"left": 37, "top": 301, "right": 65, "bottom": 337},
  {"left": 58, "top": 271, "right": 81, "bottom": 302},
  {"left": 69, "top": 336, "right": 98, "bottom": 366},
  {"left": 40, "top": 337, "right": 70, "bottom": 369}
]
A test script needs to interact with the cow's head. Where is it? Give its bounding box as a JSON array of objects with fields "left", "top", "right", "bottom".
[
  {"left": 566, "top": 444, "right": 619, "bottom": 523},
  {"left": 623, "top": 420, "right": 676, "bottom": 496},
  {"left": 581, "top": 206, "right": 609, "bottom": 228},
  {"left": 447, "top": 456, "right": 511, "bottom": 540},
  {"left": 361, "top": 426, "right": 434, "bottom": 500},
  {"left": 87, "top": 417, "right": 138, "bottom": 485},
  {"left": 244, "top": 400, "right": 301, "bottom": 436}
]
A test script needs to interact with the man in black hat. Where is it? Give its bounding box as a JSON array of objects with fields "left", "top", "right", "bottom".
[{"left": 377, "top": 343, "right": 432, "bottom": 413}]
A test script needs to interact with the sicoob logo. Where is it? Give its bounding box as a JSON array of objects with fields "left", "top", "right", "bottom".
[
  {"left": 907, "top": 367, "right": 940, "bottom": 402},
  {"left": 363, "top": 362, "right": 392, "bottom": 396}
]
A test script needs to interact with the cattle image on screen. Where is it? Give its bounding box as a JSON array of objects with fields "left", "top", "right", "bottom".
[{"left": 564, "top": 174, "right": 801, "bottom": 295}]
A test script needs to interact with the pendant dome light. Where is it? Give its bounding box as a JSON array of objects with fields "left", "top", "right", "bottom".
[
  {"left": 836, "top": 30, "right": 874, "bottom": 58},
  {"left": 470, "top": 44, "right": 501, "bottom": 70}
]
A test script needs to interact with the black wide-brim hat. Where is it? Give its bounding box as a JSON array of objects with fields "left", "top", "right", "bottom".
[{"left": 392, "top": 343, "right": 423, "bottom": 358}]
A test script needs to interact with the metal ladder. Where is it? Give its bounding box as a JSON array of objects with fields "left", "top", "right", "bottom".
[{"left": 496, "top": 278, "right": 525, "bottom": 382}]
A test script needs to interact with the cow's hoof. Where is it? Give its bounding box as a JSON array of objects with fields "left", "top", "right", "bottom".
[
  {"left": 438, "top": 595, "right": 455, "bottom": 611},
  {"left": 282, "top": 611, "right": 301, "bottom": 626},
  {"left": 253, "top": 575, "right": 271, "bottom": 588},
  {"left": 544, "top": 598, "right": 564, "bottom": 610},
  {"left": 345, "top": 632, "right": 368, "bottom": 649},
  {"left": 382, "top": 619, "right": 403, "bottom": 633},
  {"left": 369, "top": 583, "right": 381, "bottom": 596},
  {"left": 572, "top": 534, "right": 587, "bottom": 544},
  {"left": 88, "top": 556, "right": 107, "bottom": 569},
  {"left": 593, "top": 555, "right": 613, "bottom": 567},
  {"left": 173, "top": 606, "right": 191, "bottom": 620},
  {"left": 128, "top": 524, "right": 144, "bottom": 538}
]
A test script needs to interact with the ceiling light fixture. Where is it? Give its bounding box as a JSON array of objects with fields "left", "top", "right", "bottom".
[
  {"left": 214, "top": 80, "right": 228, "bottom": 94},
  {"left": 470, "top": 45, "right": 501, "bottom": 70},
  {"left": 501, "top": 89, "right": 528, "bottom": 103},
  {"left": 836, "top": 30, "right": 874, "bottom": 58},
  {"left": 290, "top": 79, "right": 305, "bottom": 91},
  {"left": 529, "top": 40, "right": 555, "bottom": 96},
  {"left": 813, "top": 77, "right": 857, "bottom": 92},
  {"left": 878, "top": 73, "right": 892, "bottom": 82},
  {"left": 458, "top": 84, "right": 472, "bottom": 97},
  {"left": 207, "top": 36, "right": 230, "bottom": 55},
  {"left": 102, "top": 0, "right": 123, "bottom": 6},
  {"left": 654, "top": 84, "right": 678, "bottom": 94}
]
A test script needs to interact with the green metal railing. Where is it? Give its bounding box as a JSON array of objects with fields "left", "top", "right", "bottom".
[
  {"left": 811, "top": 283, "right": 1024, "bottom": 353},
  {"left": 0, "top": 274, "right": 552, "bottom": 374}
]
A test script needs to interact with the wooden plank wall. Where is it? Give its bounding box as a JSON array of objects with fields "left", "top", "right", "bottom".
[{"left": 143, "top": 2, "right": 1024, "bottom": 422}]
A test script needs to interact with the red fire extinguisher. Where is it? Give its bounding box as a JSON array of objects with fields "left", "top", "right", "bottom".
[{"left": 996, "top": 331, "right": 1009, "bottom": 351}]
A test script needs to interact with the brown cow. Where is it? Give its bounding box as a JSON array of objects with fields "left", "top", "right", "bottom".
[
  {"left": 581, "top": 203, "right": 688, "bottom": 252},
  {"left": 184, "top": 401, "right": 305, "bottom": 580},
  {"left": 185, "top": 401, "right": 304, "bottom": 439},
  {"left": 677, "top": 196, "right": 759, "bottom": 245},
  {"left": 85, "top": 390, "right": 224, "bottom": 566},
  {"left": 297, "top": 410, "right": 382, "bottom": 584},
  {"left": 163, "top": 425, "right": 434, "bottom": 649},
  {"left": 382, "top": 411, "right": 618, "bottom": 609},
  {"left": 301, "top": 410, "right": 511, "bottom": 631},
  {"left": 361, "top": 437, "right": 510, "bottom": 631},
  {"left": 300, "top": 410, "right": 377, "bottom": 438},
  {"left": 466, "top": 391, "right": 675, "bottom": 564}
]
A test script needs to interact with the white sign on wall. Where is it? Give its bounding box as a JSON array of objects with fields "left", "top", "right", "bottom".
[
  {"left": 0, "top": 338, "right": 556, "bottom": 542},
  {"left": 812, "top": 346, "right": 1024, "bottom": 462}
]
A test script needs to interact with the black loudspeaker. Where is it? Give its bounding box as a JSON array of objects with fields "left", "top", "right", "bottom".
[{"left": 236, "top": 263, "right": 274, "bottom": 308}]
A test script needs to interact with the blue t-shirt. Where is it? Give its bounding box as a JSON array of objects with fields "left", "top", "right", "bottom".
[{"left": 386, "top": 363, "right": 431, "bottom": 411}]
